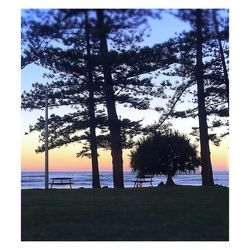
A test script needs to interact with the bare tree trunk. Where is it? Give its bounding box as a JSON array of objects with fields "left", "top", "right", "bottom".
[
  {"left": 166, "top": 175, "right": 176, "bottom": 186},
  {"left": 85, "top": 11, "right": 101, "bottom": 188},
  {"left": 212, "top": 9, "right": 229, "bottom": 105},
  {"left": 96, "top": 9, "right": 124, "bottom": 188},
  {"left": 195, "top": 9, "right": 214, "bottom": 186}
]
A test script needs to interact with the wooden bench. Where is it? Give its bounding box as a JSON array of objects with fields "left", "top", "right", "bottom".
[
  {"left": 133, "top": 175, "right": 154, "bottom": 187},
  {"left": 49, "top": 177, "right": 74, "bottom": 189}
]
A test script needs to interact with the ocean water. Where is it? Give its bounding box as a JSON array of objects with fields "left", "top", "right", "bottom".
[{"left": 21, "top": 171, "right": 229, "bottom": 189}]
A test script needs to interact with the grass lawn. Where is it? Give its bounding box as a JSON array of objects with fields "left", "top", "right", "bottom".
[{"left": 21, "top": 186, "right": 229, "bottom": 241}]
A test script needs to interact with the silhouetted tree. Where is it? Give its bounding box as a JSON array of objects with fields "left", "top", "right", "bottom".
[
  {"left": 151, "top": 9, "right": 228, "bottom": 186},
  {"left": 96, "top": 9, "right": 124, "bottom": 188},
  {"left": 130, "top": 131, "right": 200, "bottom": 186},
  {"left": 22, "top": 9, "right": 173, "bottom": 188},
  {"left": 85, "top": 10, "right": 100, "bottom": 188},
  {"left": 195, "top": 9, "right": 214, "bottom": 185},
  {"left": 94, "top": 9, "right": 167, "bottom": 188},
  {"left": 22, "top": 9, "right": 103, "bottom": 187}
]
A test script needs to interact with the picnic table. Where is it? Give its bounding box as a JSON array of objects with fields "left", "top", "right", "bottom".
[
  {"left": 49, "top": 177, "right": 74, "bottom": 189},
  {"left": 133, "top": 175, "right": 154, "bottom": 187}
]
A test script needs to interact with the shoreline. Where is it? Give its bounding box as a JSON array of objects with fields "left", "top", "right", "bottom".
[{"left": 21, "top": 171, "right": 229, "bottom": 189}]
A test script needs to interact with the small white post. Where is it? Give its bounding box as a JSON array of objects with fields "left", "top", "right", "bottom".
[{"left": 45, "top": 86, "right": 49, "bottom": 190}]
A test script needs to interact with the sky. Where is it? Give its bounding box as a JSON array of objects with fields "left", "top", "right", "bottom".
[
  {"left": 3, "top": 0, "right": 250, "bottom": 248},
  {"left": 21, "top": 9, "right": 229, "bottom": 172}
]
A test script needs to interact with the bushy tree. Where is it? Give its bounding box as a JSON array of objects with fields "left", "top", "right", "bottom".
[{"left": 130, "top": 131, "right": 200, "bottom": 186}]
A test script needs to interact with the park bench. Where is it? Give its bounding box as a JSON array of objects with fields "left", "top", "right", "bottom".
[
  {"left": 49, "top": 177, "right": 74, "bottom": 189},
  {"left": 133, "top": 175, "right": 154, "bottom": 187}
]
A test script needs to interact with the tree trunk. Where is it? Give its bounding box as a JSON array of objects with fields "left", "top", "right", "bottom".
[
  {"left": 166, "top": 175, "right": 176, "bottom": 187},
  {"left": 212, "top": 9, "right": 229, "bottom": 105},
  {"left": 85, "top": 11, "right": 101, "bottom": 188},
  {"left": 195, "top": 9, "right": 214, "bottom": 186},
  {"left": 96, "top": 9, "right": 124, "bottom": 188}
]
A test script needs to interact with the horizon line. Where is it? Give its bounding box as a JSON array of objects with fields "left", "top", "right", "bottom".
[{"left": 21, "top": 170, "right": 229, "bottom": 173}]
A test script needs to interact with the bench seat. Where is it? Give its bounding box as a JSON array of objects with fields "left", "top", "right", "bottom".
[
  {"left": 49, "top": 182, "right": 74, "bottom": 185},
  {"left": 132, "top": 180, "right": 153, "bottom": 183}
]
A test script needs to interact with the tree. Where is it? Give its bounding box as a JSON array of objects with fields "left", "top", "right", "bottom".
[
  {"left": 195, "top": 9, "right": 214, "bottom": 186},
  {"left": 94, "top": 9, "right": 163, "bottom": 188},
  {"left": 150, "top": 9, "right": 229, "bottom": 186},
  {"left": 22, "top": 9, "right": 103, "bottom": 188},
  {"left": 22, "top": 9, "right": 171, "bottom": 188},
  {"left": 85, "top": 10, "right": 100, "bottom": 188},
  {"left": 96, "top": 9, "right": 124, "bottom": 188},
  {"left": 130, "top": 131, "right": 200, "bottom": 186}
]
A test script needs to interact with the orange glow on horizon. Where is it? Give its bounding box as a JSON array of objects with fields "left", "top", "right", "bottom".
[
  {"left": 210, "top": 138, "right": 229, "bottom": 171},
  {"left": 22, "top": 134, "right": 229, "bottom": 172}
]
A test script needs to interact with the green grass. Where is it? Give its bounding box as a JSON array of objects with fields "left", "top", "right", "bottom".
[{"left": 21, "top": 186, "right": 229, "bottom": 241}]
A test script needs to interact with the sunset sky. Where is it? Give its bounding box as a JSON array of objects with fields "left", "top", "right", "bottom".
[{"left": 21, "top": 9, "right": 229, "bottom": 172}]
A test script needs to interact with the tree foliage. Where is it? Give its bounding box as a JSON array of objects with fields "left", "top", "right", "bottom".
[
  {"left": 153, "top": 9, "right": 229, "bottom": 146},
  {"left": 130, "top": 131, "right": 200, "bottom": 185}
]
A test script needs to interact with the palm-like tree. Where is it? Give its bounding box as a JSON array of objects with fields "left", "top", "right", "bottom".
[{"left": 130, "top": 131, "right": 200, "bottom": 186}]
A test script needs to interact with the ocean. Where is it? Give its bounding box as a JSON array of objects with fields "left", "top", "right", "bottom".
[{"left": 21, "top": 171, "right": 229, "bottom": 189}]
